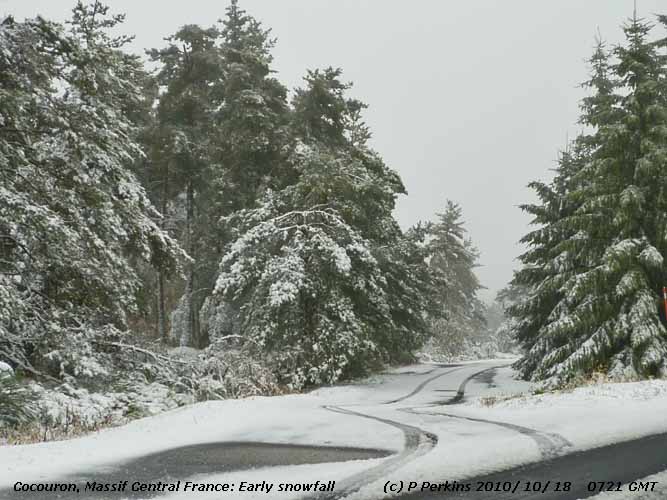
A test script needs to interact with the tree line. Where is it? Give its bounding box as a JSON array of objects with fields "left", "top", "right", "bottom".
[{"left": 1, "top": 0, "right": 488, "bottom": 397}]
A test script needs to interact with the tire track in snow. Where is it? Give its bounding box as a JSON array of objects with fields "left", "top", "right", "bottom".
[
  {"left": 312, "top": 365, "right": 460, "bottom": 497},
  {"left": 400, "top": 407, "right": 572, "bottom": 459},
  {"left": 436, "top": 365, "right": 509, "bottom": 405},
  {"left": 316, "top": 365, "right": 495, "bottom": 498},
  {"left": 402, "top": 364, "right": 572, "bottom": 459},
  {"left": 320, "top": 405, "right": 437, "bottom": 500},
  {"left": 318, "top": 364, "right": 570, "bottom": 498},
  {"left": 383, "top": 365, "right": 466, "bottom": 404}
]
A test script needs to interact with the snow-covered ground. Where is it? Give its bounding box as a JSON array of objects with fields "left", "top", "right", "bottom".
[{"left": 3, "top": 360, "right": 667, "bottom": 499}]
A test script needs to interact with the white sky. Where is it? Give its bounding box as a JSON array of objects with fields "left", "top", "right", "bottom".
[{"left": 2, "top": 0, "right": 665, "bottom": 301}]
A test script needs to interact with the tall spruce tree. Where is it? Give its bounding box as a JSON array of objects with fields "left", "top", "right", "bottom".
[
  {"left": 513, "top": 17, "right": 667, "bottom": 384},
  {"left": 511, "top": 39, "right": 620, "bottom": 380},
  {"left": 510, "top": 143, "right": 591, "bottom": 378}
]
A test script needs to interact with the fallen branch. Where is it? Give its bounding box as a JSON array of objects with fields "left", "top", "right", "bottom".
[{"left": 92, "top": 341, "right": 191, "bottom": 365}]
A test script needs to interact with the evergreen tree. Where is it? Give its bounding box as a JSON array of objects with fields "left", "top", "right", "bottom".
[
  {"left": 0, "top": 3, "right": 183, "bottom": 379},
  {"left": 208, "top": 69, "right": 433, "bottom": 386},
  {"left": 214, "top": 0, "right": 291, "bottom": 213},
  {"left": 511, "top": 141, "right": 592, "bottom": 378},
  {"left": 513, "top": 17, "right": 667, "bottom": 383},
  {"left": 148, "top": 24, "right": 224, "bottom": 347},
  {"left": 147, "top": 2, "right": 291, "bottom": 347},
  {"left": 510, "top": 39, "right": 619, "bottom": 379},
  {"left": 426, "top": 201, "right": 486, "bottom": 357}
]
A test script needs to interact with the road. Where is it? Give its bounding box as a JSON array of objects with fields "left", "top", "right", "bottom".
[
  {"left": 3, "top": 360, "right": 667, "bottom": 500},
  {"left": 398, "top": 431, "right": 667, "bottom": 499},
  {"left": 0, "top": 442, "right": 389, "bottom": 499}
]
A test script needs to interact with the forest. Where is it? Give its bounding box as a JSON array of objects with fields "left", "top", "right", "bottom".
[
  {"left": 0, "top": 1, "right": 495, "bottom": 438},
  {"left": 3, "top": 0, "right": 667, "bottom": 441}
]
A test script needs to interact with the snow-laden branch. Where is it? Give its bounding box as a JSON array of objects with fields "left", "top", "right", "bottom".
[{"left": 91, "top": 341, "right": 191, "bottom": 365}]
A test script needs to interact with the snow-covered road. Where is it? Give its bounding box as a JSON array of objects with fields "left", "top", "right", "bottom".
[{"left": 3, "top": 360, "right": 667, "bottom": 500}]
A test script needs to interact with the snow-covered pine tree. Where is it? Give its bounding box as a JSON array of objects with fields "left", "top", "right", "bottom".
[
  {"left": 514, "top": 17, "right": 667, "bottom": 384},
  {"left": 209, "top": 68, "right": 433, "bottom": 387},
  {"left": 0, "top": 4, "right": 183, "bottom": 381},
  {"left": 425, "top": 201, "right": 486, "bottom": 357},
  {"left": 214, "top": 0, "right": 291, "bottom": 213},
  {"left": 148, "top": 3, "right": 292, "bottom": 348},
  {"left": 148, "top": 24, "right": 225, "bottom": 347},
  {"left": 510, "top": 38, "right": 619, "bottom": 380},
  {"left": 196, "top": 1, "right": 293, "bottom": 346}
]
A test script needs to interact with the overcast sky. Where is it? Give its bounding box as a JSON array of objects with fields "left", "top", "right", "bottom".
[{"left": 2, "top": 0, "right": 666, "bottom": 301}]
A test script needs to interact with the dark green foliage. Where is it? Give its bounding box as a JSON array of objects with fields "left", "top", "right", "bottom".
[
  {"left": 0, "top": 371, "right": 38, "bottom": 427},
  {"left": 1, "top": 1, "right": 443, "bottom": 396},
  {"left": 512, "top": 17, "right": 667, "bottom": 384},
  {"left": 209, "top": 68, "right": 436, "bottom": 387}
]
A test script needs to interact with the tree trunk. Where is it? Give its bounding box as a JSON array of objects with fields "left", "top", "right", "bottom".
[
  {"left": 183, "top": 179, "right": 200, "bottom": 347},
  {"left": 157, "top": 267, "right": 167, "bottom": 343},
  {"left": 157, "top": 167, "right": 169, "bottom": 344}
]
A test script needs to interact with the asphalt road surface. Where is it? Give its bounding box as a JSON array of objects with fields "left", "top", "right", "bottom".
[{"left": 0, "top": 442, "right": 390, "bottom": 499}]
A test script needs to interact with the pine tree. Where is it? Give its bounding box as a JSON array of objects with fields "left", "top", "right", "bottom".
[
  {"left": 208, "top": 68, "right": 433, "bottom": 386},
  {"left": 147, "top": 3, "right": 292, "bottom": 347},
  {"left": 148, "top": 24, "right": 224, "bottom": 347},
  {"left": 426, "top": 201, "right": 486, "bottom": 357},
  {"left": 214, "top": 0, "right": 291, "bottom": 212},
  {"left": 0, "top": 3, "right": 183, "bottom": 379}
]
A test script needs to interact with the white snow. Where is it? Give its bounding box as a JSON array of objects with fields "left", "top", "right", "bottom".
[
  {"left": 0, "top": 392, "right": 402, "bottom": 496},
  {"left": 3, "top": 360, "right": 667, "bottom": 499},
  {"left": 0, "top": 361, "right": 13, "bottom": 376}
]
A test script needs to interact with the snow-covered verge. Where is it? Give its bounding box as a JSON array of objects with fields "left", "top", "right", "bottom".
[
  {"left": 460, "top": 378, "right": 667, "bottom": 447},
  {"left": 0, "top": 390, "right": 403, "bottom": 491},
  {"left": 1, "top": 344, "right": 281, "bottom": 445}
]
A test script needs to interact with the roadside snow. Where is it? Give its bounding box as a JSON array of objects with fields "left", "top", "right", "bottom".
[
  {"left": 456, "top": 379, "right": 667, "bottom": 450},
  {"left": 0, "top": 391, "right": 401, "bottom": 491},
  {"left": 4, "top": 361, "right": 667, "bottom": 500}
]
